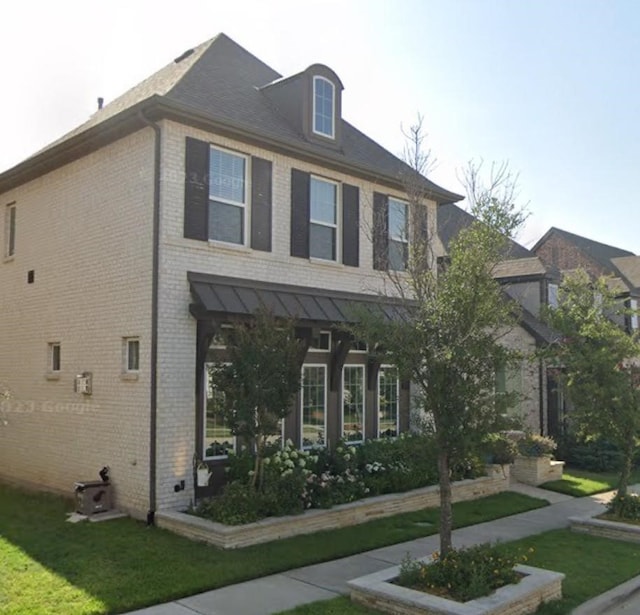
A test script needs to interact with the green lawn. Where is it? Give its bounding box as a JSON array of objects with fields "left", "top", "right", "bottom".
[
  {"left": 0, "top": 484, "right": 545, "bottom": 615},
  {"left": 541, "top": 467, "right": 640, "bottom": 497},
  {"left": 276, "top": 529, "right": 640, "bottom": 615}
]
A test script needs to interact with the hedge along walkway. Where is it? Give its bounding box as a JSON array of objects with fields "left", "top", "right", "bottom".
[{"left": 126, "top": 486, "right": 610, "bottom": 615}]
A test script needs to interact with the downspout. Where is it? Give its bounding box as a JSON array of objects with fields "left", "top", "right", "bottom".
[
  {"left": 139, "top": 110, "right": 161, "bottom": 525},
  {"left": 538, "top": 356, "right": 545, "bottom": 435}
]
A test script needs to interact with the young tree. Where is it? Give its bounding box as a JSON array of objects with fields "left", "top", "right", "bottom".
[
  {"left": 356, "top": 146, "right": 527, "bottom": 554},
  {"left": 542, "top": 271, "right": 640, "bottom": 495},
  {"left": 208, "top": 309, "right": 305, "bottom": 489}
]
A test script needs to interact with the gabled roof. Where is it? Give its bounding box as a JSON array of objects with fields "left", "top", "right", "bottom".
[
  {"left": 532, "top": 227, "right": 634, "bottom": 274},
  {"left": 1, "top": 33, "right": 461, "bottom": 203},
  {"left": 610, "top": 256, "right": 640, "bottom": 293},
  {"left": 437, "top": 203, "right": 534, "bottom": 260}
]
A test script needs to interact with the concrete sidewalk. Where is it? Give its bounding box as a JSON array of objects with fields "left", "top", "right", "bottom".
[{"left": 125, "top": 483, "right": 622, "bottom": 615}]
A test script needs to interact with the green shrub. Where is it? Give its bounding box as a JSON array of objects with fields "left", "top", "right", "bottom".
[
  {"left": 517, "top": 434, "right": 556, "bottom": 457},
  {"left": 556, "top": 433, "right": 624, "bottom": 472},
  {"left": 606, "top": 492, "right": 640, "bottom": 520},
  {"left": 482, "top": 433, "right": 518, "bottom": 465},
  {"left": 398, "top": 543, "right": 527, "bottom": 602},
  {"left": 195, "top": 481, "right": 263, "bottom": 525}
]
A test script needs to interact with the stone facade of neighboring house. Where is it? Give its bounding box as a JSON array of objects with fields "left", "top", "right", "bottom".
[{"left": 0, "top": 34, "right": 555, "bottom": 518}]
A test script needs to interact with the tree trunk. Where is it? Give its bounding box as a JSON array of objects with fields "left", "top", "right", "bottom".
[
  {"left": 619, "top": 434, "right": 635, "bottom": 496},
  {"left": 438, "top": 450, "right": 453, "bottom": 556}
]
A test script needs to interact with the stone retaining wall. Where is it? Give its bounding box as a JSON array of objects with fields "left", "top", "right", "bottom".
[
  {"left": 156, "top": 465, "right": 509, "bottom": 549},
  {"left": 570, "top": 516, "right": 640, "bottom": 544}
]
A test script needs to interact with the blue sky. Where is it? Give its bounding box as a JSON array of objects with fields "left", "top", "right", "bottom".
[{"left": 2, "top": 0, "right": 638, "bottom": 251}]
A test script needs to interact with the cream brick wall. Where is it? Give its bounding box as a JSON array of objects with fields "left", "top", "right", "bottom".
[
  {"left": 498, "top": 325, "right": 544, "bottom": 433},
  {"left": 154, "top": 120, "right": 442, "bottom": 510},
  {"left": 0, "top": 129, "right": 155, "bottom": 517}
]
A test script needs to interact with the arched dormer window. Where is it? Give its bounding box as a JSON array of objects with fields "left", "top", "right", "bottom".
[{"left": 313, "top": 76, "right": 335, "bottom": 139}]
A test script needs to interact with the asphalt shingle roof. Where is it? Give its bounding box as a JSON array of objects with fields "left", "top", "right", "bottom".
[
  {"left": 11, "top": 33, "right": 461, "bottom": 203},
  {"left": 437, "top": 202, "right": 533, "bottom": 260}
]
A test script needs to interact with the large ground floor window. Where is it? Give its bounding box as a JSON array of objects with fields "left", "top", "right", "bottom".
[
  {"left": 342, "top": 364, "right": 365, "bottom": 443},
  {"left": 301, "top": 364, "right": 327, "bottom": 449},
  {"left": 204, "top": 363, "right": 235, "bottom": 459},
  {"left": 378, "top": 365, "right": 399, "bottom": 437}
]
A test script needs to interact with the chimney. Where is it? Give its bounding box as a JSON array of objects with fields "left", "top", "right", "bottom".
[{"left": 97, "top": 97, "right": 104, "bottom": 111}]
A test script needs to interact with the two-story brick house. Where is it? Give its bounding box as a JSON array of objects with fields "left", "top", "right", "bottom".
[{"left": 0, "top": 33, "right": 557, "bottom": 519}]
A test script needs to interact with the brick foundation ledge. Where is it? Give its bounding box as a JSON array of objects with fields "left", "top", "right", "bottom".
[
  {"left": 156, "top": 465, "right": 509, "bottom": 549},
  {"left": 570, "top": 516, "right": 640, "bottom": 544},
  {"left": 348, "top": 563, "right": 564, "bottom": 615}
]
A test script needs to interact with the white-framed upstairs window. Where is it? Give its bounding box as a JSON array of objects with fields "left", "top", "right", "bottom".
[
  {"left": 4, "top": 203, "right": 16, "bottom": 259},
  {"left": 301, "top": 364, "right": 327, "bottom": 449},
  {"left": 342, "top": 364, "right": 365, "bottom": 444},
  {"left": 204, "top": 363, "right": 236, "bottom": 459},
  {"left": 208, "top": 146, "right": 248, "bottom": 245},
  {"left": 312, "top": 76, "right": 335, "bottom": 139},
  {"left": 388, "top": 198, "right": 408, "bottom": 271},
  {"left": 309, "top": 177, "right": 339, "bottom": 261},
  {"left": 377, "top": 365, "right": 399, "bottom": 438}
]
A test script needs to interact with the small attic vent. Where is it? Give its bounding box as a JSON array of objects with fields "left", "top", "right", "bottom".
[{"left": 174, "top": 48, "right": 195, "bottom": 63}]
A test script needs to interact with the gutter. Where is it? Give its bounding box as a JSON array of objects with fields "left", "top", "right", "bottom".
[{"left": 138, "top": 110, "right": 161, "bottom": 525}]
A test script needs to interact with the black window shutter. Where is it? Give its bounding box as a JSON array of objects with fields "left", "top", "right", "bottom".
[
  {"left": 290, "top": 169, "right": 310, "bottom": 258},
  {"left": 184, "top": 137, "right": 210, "bottom": 241},
  {"left": 373, "top": 192, "right": 389, "bottom": 270},
  {"left": 250, "top": 157, "right": 272, "bottom": 252},
  {"left": 342, "top": 183, "right": 359, "bottom": 267}
]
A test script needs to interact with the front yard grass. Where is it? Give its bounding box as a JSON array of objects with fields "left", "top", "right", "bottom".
[
  {"left": 276, "top": 529, "right": 640, "bottom": 615},
  {"left": 0, "top": 483, "right": 545, "bottom": 615},
  {"left": 541, "top": 467, "right": 640, "bottom": 497}
]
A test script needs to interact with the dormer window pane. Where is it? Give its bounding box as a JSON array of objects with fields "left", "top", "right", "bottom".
[
  {"left": 548, "top": 283, "right": 559, "bottom": 308},
  {"left": 313, "top": 76, "right": 335, "bottom": 138}
]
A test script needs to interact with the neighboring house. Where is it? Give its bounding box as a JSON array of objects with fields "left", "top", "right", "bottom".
[
  {"left": 0, "top": 33, "right": 465, "bottom": 519},
  {"left": 533, "top": 227, "right": 640, "bottom": 334},
  {"left": 438, "top": 204, "right": 560, "bottom": 436}
]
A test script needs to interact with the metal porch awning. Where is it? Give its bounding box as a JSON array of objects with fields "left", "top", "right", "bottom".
[{"left": 188, "top": 271, "right": 409, "bottom": 324}]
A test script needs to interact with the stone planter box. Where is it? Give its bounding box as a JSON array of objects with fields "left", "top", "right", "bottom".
[
  {"left": 570, "top": 515, "right": 640, "bottom": 544},
  {"left": 512, "top": 456, "right": 564, "bottom": 486},
  {"left": 156, "top": 466, "right": 509, "bottom": 549},
  {"left": 348, "top": 562, "right": 564, "bottom": 615}
]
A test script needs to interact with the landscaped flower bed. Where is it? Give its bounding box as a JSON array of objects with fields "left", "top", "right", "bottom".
[
  {"left": 348, "top": 557, "right": 564, "bottom": 615},
  {"left": 193, "top": 434, "right": 486, "bottom": 526},
  {"left": 511, "top": 434, "right": 564, "bottom": 486},
  {"left": 156, "top": 468, "right": 509, "bottom": 549},
  {"left": 570, "top": 491, "right": 640, "bottom": 543}
]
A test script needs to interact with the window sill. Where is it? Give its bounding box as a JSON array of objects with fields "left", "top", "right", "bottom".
[
  {"left": 2, "top": 255, "right": 15, "bottom": 264},
  {"left": 309, "top": 257, "right": 344, "bottom": 269},
  {"left": 121, "top": 372, "right": 139, "bottom": 382},
  {"left": 208, "top": 239, "right": 252, "bottom": 254},
  {"left": 45, "top": 372, "right": 61, "bottom": 381}
]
